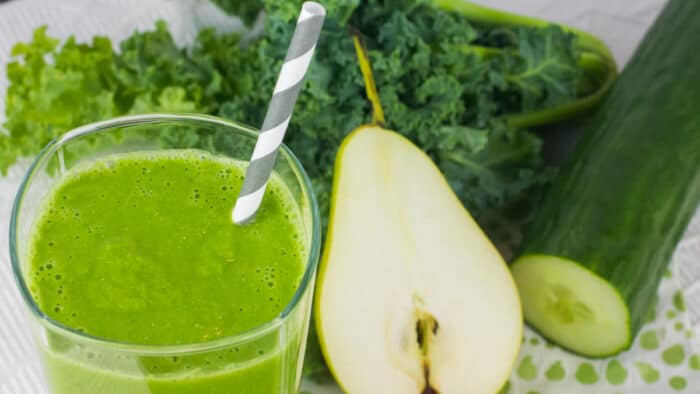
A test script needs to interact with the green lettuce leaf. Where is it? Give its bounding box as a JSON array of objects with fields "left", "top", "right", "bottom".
[{"left": 1, "top": 27, "right": 117, "bottom": 171}]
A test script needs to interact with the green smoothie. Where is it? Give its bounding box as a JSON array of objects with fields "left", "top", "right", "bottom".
[{"left": 26, "top": 149, "right": 309, "bottom": 393}]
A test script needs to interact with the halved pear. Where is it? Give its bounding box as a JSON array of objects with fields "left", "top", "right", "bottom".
[{"left": 315, "top": 126, "right": 522, "bottom": 393}]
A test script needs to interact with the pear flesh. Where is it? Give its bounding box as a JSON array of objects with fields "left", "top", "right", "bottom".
[{"left": 315, "top": 126, "right": 522, "bottom": 393}]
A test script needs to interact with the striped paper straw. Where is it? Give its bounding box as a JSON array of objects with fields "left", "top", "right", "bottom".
[{"left": 233, "top": 2, "right": 326, "bottom": 225}]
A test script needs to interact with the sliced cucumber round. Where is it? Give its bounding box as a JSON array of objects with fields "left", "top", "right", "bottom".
[{"left": 511, "top": 255, "right": 630, "bottom": 357}]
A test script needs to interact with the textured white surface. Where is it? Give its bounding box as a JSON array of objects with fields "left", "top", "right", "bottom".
[{"left": 2, "top": 0, "right": 698, "bottom": 393}]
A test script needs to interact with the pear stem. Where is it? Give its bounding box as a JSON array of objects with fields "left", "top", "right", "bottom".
[{"left": 351, "top": 29, "right": 386, "bottom": 127}]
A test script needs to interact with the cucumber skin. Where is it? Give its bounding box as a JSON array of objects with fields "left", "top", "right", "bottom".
[{"left": 517, "top": 0, "right": 700, "bottom": 351}]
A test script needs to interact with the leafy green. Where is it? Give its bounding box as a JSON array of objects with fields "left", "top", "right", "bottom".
[
  {"left": 0, "top": 27, "right": 117, "bottom": 171},
  {"left": 209, "top": 0, "right": 579, "bottom": 227},
  {"left": 115, "top": 21, "right": 220, "bottom": 113},
  {"left": 0, "top": 22, "right": 255, "bottom": 170},
  {"left": 500, "top": 26, "right": 583, "bottom": 112}
]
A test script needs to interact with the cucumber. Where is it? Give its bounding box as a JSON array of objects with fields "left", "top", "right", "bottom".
[{"left": 511, "top": 0, "right": 700, "bottom": 357}]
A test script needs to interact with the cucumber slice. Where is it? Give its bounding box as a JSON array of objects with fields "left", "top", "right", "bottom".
[{"left": 511, "top": 255, "right": 630, "bottom": 357}]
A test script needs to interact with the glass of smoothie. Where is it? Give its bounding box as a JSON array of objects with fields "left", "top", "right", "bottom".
[{"left": 9, "top": 114, "right": 321, "bottom": 393}]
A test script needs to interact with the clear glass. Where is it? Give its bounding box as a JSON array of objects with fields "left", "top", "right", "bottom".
[{"left": 9, "top": 114, "right": 321, "bottom": 394}]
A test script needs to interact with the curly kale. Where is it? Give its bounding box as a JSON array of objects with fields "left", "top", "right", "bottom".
[{"left": 208, "top": 1, "right": 579, "bottom": 226}]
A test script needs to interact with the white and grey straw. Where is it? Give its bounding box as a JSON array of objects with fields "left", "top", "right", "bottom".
[{"left": 233, "top": 2, "right": 326, "bottom": 225}]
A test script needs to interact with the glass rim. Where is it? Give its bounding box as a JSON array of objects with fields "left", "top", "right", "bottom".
[{"left": 9, "top": 113, "right": 322, "bottom": 355}]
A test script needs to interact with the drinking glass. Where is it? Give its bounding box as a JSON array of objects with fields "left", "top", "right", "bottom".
[{"left": 9, "top": 114, "right": 321, "bottom": 393}]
